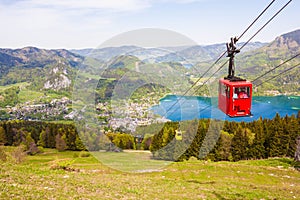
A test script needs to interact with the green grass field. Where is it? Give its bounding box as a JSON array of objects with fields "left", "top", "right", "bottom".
[
  {"left": 0, "top": 82, "right": 30, "bottom": 91},
  {"left": 1, "top": 147, "right": 300, "bottom": 199}
]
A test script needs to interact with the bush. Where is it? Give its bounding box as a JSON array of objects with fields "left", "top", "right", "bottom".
[
  {"left": 10, "top": 145, "right": 26, "bottom": 164},
  {"left": 188, "top": 156, "right": 198, "bottom": 162},
  {"left": 79, "top": 151, "right": 91, "bottom": 157},
  {"left": 0, "top": 146, "right": 7, "bottom": 162},
  {"left": 294, "top": 161, "right": 300, "bottom": 171},
  {"left": 112, "top": 133, "right": 136, "bottom": 150},
  {"left": 73, "top": 152, "right": 79, "bottom": 158},
  {"left": 50, "top": 159, "right": 78, "bottom": 172},
  {"left": 38, "top": 146, "right": 44, "bottom": 153},
  {"left": 26, "top": 142, "right": 40, "bottom": 155}
]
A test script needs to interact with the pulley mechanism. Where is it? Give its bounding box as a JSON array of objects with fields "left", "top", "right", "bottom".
[{"left": 225, "top": 37, "right": 245, "bottom": 81}]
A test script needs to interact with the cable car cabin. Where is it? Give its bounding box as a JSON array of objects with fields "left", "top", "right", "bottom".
[
  {"left": 218, "top": 78, "right": 252, "bottom": 117},
  {"left": 218, "top": 37, "right": 253, "bottom": 117}
]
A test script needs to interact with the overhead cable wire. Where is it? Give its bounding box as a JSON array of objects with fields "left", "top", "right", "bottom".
[
  {"left": 196, "top": 0, "right": 294, "bottom": 93},
  {"left": 256, "top": 63, "right": 300, "bottom": 87},
  {"left": 237, "top": 0, "right": 276, "bottom": 41},
  {"left": 162, "top": 51, "right": 227, "bottom": 118},
  {"left": 239, "top": 0, "right": 293, "bottom": 51},
  {"left": 191, "top": 60, "right": 229, "bottom": 96},
  {"left": 193, "top": 0, "right": 293, "bottom": 95},
  {"left": 255, "top": 62, "right": 300, "bottom": 87},
  {"left": 163, "top": 60, "right": 229, "bottom": 119},
  {"left": 190, "top": 0, "right": 283, "bottom": 95},
  {"left": 162, "top": 0, "right": 292, "bottom": 119},
  {"left": 252, "top": 52, "right": 300, "bottom": 83}
]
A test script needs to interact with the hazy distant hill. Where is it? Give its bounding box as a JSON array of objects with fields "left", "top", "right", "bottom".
[
  {"left": 0, "top": 47, "right": 83, "bottom": 68},
  {"left": 71, "top": 46, "right": 143, "bottom": 62},
  {"left": 156, "top": 42, "right": 266, "bottom": 64},
  {"left": 71, "top": 42, "right": 266, "bottom": 64}
]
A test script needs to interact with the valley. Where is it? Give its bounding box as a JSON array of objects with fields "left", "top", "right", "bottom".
[{"left": 0, "top": 30, "right": 299, "bottom": 130}]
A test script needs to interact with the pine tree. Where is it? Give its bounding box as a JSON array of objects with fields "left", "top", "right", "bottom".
[
  {"left": 12, "top": 128, "right": 25, "bottom": 146},
  {"left": 294, "top": 136, "right": 300, "bottom": 170},
  {"left": 248, "top": 119, "right": 266, "bottom": 159},
  {"left": 55, "top": 133, "right": 67, "bottom": 152},
  {"left": 75, "top": 135, "right": 86, "bottom": 151},
  {"left": 231, "top": 126, "right": 250, "bottom": 161},
  {"left": 199, "top": 120, "right": 222, "bottom": 160},
  {"left": 184, "top": 120, "right": 207, "bottom": 159},
  {"left": 24, "top": 132, "right": 35, "bottom": 151},
  {"left": 216, "top": 130, "right": 233, "bottom": 161},
  {"left": 0, "top": 126, "right": 7, "bottom": 145},
  {"left": 5, "top": 121, "right": 14, "bottom": 145},
  {"left": 266, "top": 114, "right": 284, "bottom": 157},
  {"left": 286, "top": 115, "right": 299, "bottom": 157},
  {"left": 38, "top": 130, "right": 46, "bottom": 147}
]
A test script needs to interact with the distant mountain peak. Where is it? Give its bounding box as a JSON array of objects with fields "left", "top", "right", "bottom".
[
  {"left": 18, "top": 46, "right": 40, "bottom": 52},
  {"left": 270, "top": 29, "right": 300, "bottom": 49},
  {"left": 281, "top": 29, "right": 300, "bottom": 44}
]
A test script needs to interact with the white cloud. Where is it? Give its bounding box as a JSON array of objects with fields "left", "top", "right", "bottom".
[
  {"left": 0, "top": 0, "right": 151, "bottom": 31},
  {"left": 0, "top": 0, "right": 207, "bottom": 48},
  {"left": 155, "top": 0, "right": 208, "bottom": 4},
  {"left": 6, "top": 0, "right": 152, "bottom": 12},
  {"left": 0, "top": 0, "right": 118, "bottom": 48},
  {"left": 2, "top": 0, "right": 291, "bottom": 49}
]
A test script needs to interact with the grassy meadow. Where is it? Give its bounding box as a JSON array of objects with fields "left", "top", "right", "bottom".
[{"left": 0, "top": 147, "right": 300, "bottom": 200}]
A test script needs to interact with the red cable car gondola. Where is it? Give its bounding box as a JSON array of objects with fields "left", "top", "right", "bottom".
[{"left": 218, "top": 37, "right": 252, "bottom": 117}]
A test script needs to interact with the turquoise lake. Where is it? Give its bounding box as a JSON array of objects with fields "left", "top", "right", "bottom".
[{"left": 151, "top": 95, "right": 300, "bottom": 122}]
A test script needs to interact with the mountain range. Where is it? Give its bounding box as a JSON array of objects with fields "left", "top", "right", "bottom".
[
  {"left": 0, "top": 29, "right": 299, "bottom": 104},
  {"left": 70, "top": 41, "right": 266, "bottom": 64}
]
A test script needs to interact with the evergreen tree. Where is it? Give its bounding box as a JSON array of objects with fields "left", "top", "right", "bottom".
[
  {"left": 285, "top": 115, "right": 299, "bottom": 157},
  {"left": 75, "top": 135, "right": 86, "bottom": 151},
  {"left": 48, "top": 125, "right": 56, "bottom": 148},
  {"left": 141, "top": 134, "right": 152, "bottom": 150},
  {"left": 182, "top": 120, "right": 208, "bottom": 160},
  {"left": 55, "top": 133, "right": 67, "bottom": 152},
  {"left": 0, "top": 126, "right": 7, "bottom": 145},
  {"left": 295, "top": 137, "right": 300, "bottom": 160},
  {"left": 248, "top": 118, "right": 266, "bottom": 159},
  {"left": 12, "top": 128, "right": 25, "bottom": 146},
  {"left": 267, "top": 113, "right": 287, "bottom": 157},
  {"left": 24, "top": 132, "right": 35, "bottom": 151},
  {"left": 150, "top": 129, "right": 163, "bottom": 158},
  {"left": 231, "top": 126, "right": 250, "bottom": 161},
  {"left": 212, "top": 130, "right": 233, "bottom": 161},
  {"left": 38, "top": 130, "right": 46, "bottom": 147},
  {"left": 294, "top": 136, "right": 300, "bottom": 170},
  {"left": 4, "top": 121, "right": 14, "bottom": 145},
  {"left": 198, "top": 120, "right": 222, "bottom": 160}
]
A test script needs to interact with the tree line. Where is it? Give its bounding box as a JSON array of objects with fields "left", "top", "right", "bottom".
[
  {"left": 0, "top": 120, "right": 135, "bottom": 153},
  {"left": 0, "top": 112, "right": 299, "bottom": 163},
  {"left": 150, "top": 112, "right": 300, "bottom": 162}
]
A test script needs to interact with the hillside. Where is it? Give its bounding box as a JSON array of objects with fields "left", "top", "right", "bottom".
[
  {"left": 0, "top": 29, "right": 299, "bottom": 121},
  {"left": 1, "top": 30, "right": 298, "bottom": 93},
  {"left": 0, "top": 47, "right": 84, "bottom": 91},
  {"left": 236, "top": 29, "right": 300, "bottom": 95},
  {"left": 0, "top": 47, "right": 83, "bottom": 69},
  {"left": 1, "top": 146, "right": 299, "bottom": 199}
]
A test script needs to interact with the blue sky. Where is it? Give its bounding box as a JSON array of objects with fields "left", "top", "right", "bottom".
[{"left": 0, "top": 0, "right": 299, "bottom": 49}]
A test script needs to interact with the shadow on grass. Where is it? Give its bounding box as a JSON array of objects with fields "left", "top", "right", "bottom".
[
  {"left": 186, "top": 180, "right": 216, "bottom": 185},
  {"left": 212, "top": 192, "right": 227, "bottom": 200}
]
